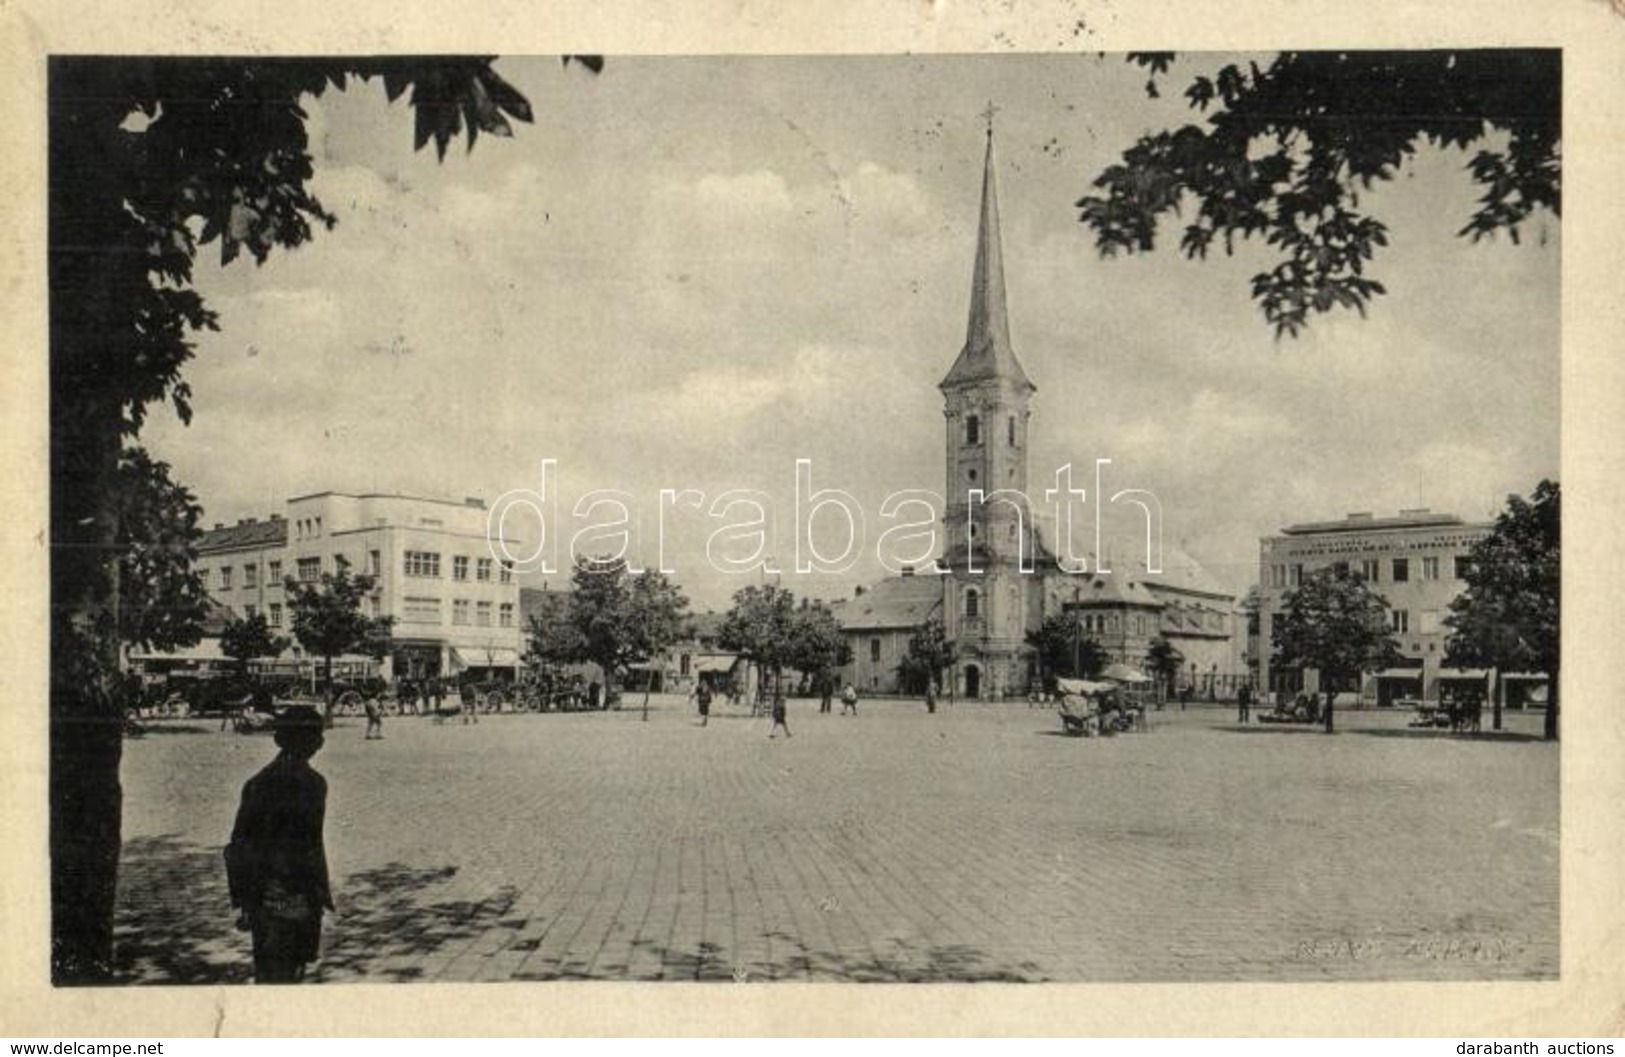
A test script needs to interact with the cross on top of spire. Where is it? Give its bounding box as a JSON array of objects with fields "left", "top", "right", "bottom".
[{"left": 939, "top": 106, "right": 1034, "bottom": 394}]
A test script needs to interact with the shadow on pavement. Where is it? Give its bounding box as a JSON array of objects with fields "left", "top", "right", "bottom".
[
  {"left": 127, "top": 723, "right": 215, "bottom": 737},
  {"left": 513, "top": 933, "right": 1046, "bottom": 983},
  {"left": 113, "top": 841, "right": 522, "bottom": 984},
  {"left": 318, "top": 864, "right": 518, "bottom": 982},
  {"left": 1346, "top": 727, "right": 1549, "bottom": 744},
  {"left": 113, "top": 835, "right": 251, "bottom": 984}
]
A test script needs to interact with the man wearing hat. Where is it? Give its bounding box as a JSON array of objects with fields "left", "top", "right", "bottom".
[{"left": 224, "top": 706, "right": 334, "bottom": 983}]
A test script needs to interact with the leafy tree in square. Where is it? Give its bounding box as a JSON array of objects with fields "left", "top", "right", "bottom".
[
  {"left": 218, "top": 611, "right": 290, "bottom": 680},
  {"left": 1079, "top": 50, "right": 1560, "bottom": 337},
  {"left": 1025, "top": 613, "right": 1077, "bottom": 690},
  {"left": 785, "top": 601, "right": 852, "bottom": 697},
  {"left": 1144, "top": 635, "right": 1185, "bottom": 703},
  {"left": 48, "top": 55, "right": 593, "bottom": 980},
  {"left": 719, "top": 584, "right": 801, "bottom": 703},
  {"left": 898, "top": 618, "right": 959, "bottom": 696},
  {"left": 1444, "top": 480, "right": 1560, "bottom": 740},
  {"left": 283, "top": 569, "right": 394, "bottom": 720},
  {"left": 1272, "top": 567, "right": 1403, "bottom": 732},
  {"left": 563, "top": 557, "right": 690, "bottom": 714},
  {"left": 108, "top": 447, "right": 213, "bottom": 658}
]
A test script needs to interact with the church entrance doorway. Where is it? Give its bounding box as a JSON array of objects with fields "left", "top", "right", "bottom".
[{"left": 964, "top": 664, "right": 981, "bottom": 700}]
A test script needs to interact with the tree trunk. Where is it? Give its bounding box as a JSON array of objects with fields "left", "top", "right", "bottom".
[
  {"left": 1544, "top": 667, "right": 1558, "bottom": 741},
  {"left": 50, "top": 423, "right": 124, "bottom": 983},
  {"left": 323, "top": 652, "right": 336, "bottom": 725}
]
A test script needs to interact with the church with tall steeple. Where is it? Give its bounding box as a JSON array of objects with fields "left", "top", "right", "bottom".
[
  {"left": 832, "top": 115, "right": 1247, "bottom": 701},
  {"left": 936, "top": 116, "right": 1043, "bottom": 700}
]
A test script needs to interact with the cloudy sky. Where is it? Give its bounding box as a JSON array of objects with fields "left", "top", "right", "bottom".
[{"left": 140, "top": 54, "right": 1561, "bottom": 610}]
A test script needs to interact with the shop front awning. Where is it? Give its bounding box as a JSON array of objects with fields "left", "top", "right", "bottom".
[
  {"left": 450, "top": 647, "right": 521, "bottom": 670},
  {"left": 130, "top": 640, "right": 226, "bottom": 663},
  {"left": 1435, "top": 668, "right": 1491, "bottom": 680},
  {"left": 1057, "top": 678, "right": 1119, "bottom": 696},
  {"left": 694, "top": 655, "right": 739, "bottom": 673},
  {"left": 1102, "top": 663, "right": 1151, "bottom": 684},
  {"left": 1374, "top": 669, "right": 1423, "bottom": 680}
]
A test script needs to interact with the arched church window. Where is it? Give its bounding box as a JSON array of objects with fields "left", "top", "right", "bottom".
[
  {"left": 965, "top": 588, "right": 980, "bottom": 619},
  {"left": 1008, "top": 415, "right": 1016, "bottom": 446},
  {"left": 966, "top": 415, "right": 980, "bottom": 445}
]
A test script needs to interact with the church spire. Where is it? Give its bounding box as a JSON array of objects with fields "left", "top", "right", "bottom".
[{"left": 940, "top": 112, "right": 1034, "bottom": 392}]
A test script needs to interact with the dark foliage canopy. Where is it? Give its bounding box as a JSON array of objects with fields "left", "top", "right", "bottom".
[
  {"left": 1079, "top": 50, "right": 1560, "bottom": 337},
  {"left": 559, "top": 558, "right": 690, "bottom": 684},
  {"left": 1444, "top": 480, "right": 1560, "bottom": 678},
  {"left": 1272, "top": 567, "right": 1403, "bottom": 688}
]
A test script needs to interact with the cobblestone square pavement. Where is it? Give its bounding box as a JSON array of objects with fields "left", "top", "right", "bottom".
[{"left": 112, "top": 699, "right": 1557, "bottom": 983}]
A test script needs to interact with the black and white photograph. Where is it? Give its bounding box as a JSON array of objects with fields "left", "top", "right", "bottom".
[{"left": 11, "top": 2, "right": 1625, "bottom": 1036}]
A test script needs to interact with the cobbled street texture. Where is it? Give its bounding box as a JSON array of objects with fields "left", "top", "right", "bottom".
[{"left": 112, "top": 698, "right": 1557, "bottom": 983}]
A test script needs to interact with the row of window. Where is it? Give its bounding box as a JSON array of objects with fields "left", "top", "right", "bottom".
[
  {"left": 1266, "top": 555, "right": 1469, "bottom": 589},
  {"left": 963, "top": 414, "right": 1020, "bottom": 448},
  {"left": 401, "top": 597, "right": 515, "bottom": 627},
  {"left": 404, "top": 551, "right": 512, "bottom": 583},
  {"left": 205, "top": 549, "right": 514, "bottom": 590},
  {"left": 1267, "top": 608, "right": 1442, "bottom": 638},
  {"left": 246, "top": 595, "right": 387, "bottom": 629}
]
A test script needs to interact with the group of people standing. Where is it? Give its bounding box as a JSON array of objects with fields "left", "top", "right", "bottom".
[{"left": 691, "top": 678, "right": 865, "bottom": 737}]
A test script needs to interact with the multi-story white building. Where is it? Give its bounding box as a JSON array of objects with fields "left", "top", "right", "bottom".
[
  {"left": 1257, "top": 509, "right": 1505, "bottom": 706},
  {"left": 193, "top": 491, "right": 523, "bottom": 681}
]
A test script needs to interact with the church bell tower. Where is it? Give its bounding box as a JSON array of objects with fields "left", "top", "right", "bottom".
[{"left": 939, "top": 113, "right": 1039, "bottom": 700}]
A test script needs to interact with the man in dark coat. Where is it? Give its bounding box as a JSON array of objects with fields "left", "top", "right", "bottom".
[{"left": 225, "top": 706, "right": 333, "bottom": 983}]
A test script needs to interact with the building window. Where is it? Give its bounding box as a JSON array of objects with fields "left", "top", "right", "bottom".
[
  {"left": 1391, "top": 558, "right": 1409, "bottom": 582},
  {"left": 1421, "top": 556, "right": 1440, "bottom": 581},
  {"left": 268, "top": 560, "right": 282, "bottom": 582},
  {"left": 335, "top": 554, "right": 350, "bottom": 572},
  {"left": 1290, "top": 564, "right": 1303, "bottom": 587},
  {"left": 369, "top": 550, "right": 382, "bottom": 576},
  {"left": 244, "top": 603, "right": 257, "bottom": 618},
  {"left": 1332, "top": 561, "right": 1350, "bottom": 579},
  {"left": 476, "top": 601, "right": 493, "bottom": 627},
  {"left": 965, "top": 588, "right": 980, "bottom": 619},
  {"left": 499, "top": 603, "right": 514, "bottom": 628},
  {"left": 269, "top": 602, "right": 282, "bottom": 627},
  {"left": 244, "top": 563, "right": 258, "bottom": 589},
  {"left": 1360, "top": 559, "right": 1380, "bottom": 583},
  {"left": 965, "top": 415, "right": 980, "bottom": 445},
  {"left": 403, "top": 597, "right": 442, "bottom": 624},
  {"left": 219, "top": 566, "right": 233, "bottom": 590},
  {"left": 1007, "top": 416, "right": 1016, "bottom": 446},
  {"left": 405, "top": 551, "right": 441, "bottom": 578},
  {"left": 297, "top": 557, "right": 321, "bottom": 583},
  {"left": 499, "top": 560, "right": 513, "bottom": 584},
  {"left": 1391, "top": 609, "right": 1409, "bottom": 634},
  {"left": 476, "top": 557, "right": 493, "bottom": 582},
  {"left": 453, "top": 555, "right": 469, "bottom": 581},
  {"left": 452, "top": 599, "right": 470, "bottom": 626},
  {"left": 313, "top": 517, "right": 322, "bottom": 537},
  {"left": 870, "top": 637, "right": 881, "bottom": 663},
  {"left": 1454, "top": 556, "right": 1474, "bottom": 580}
]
